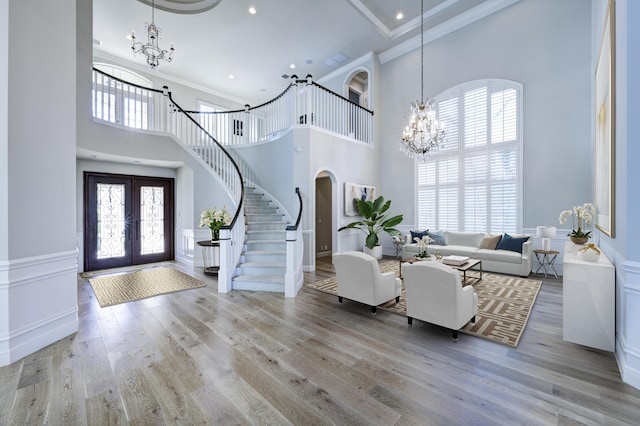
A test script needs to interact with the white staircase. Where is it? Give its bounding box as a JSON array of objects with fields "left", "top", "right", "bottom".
[{"left": 232, "top": 186, "right": 288, "bottom": 292}]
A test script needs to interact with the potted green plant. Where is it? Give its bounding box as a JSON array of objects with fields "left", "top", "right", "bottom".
[{"left": 338, "top": 196, "right": 403, "bottom": 259}]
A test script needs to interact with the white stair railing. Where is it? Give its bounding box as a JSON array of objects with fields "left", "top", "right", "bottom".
[{"left": 91, "top": 69, "right": 244, "bottom": 292}]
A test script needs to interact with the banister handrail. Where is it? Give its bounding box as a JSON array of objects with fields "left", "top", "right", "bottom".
[
  {"left": 183, "top": 82, "right": 296, "bottom": 115},
  {"left": 164, "top": 88, "right": 245, "bottom": 228},
  {"left": 309, "top": 81, "right": 374, "bottom": 115},
  {"left": 286, "top": 187, "right": 302, "bottom": 231}
]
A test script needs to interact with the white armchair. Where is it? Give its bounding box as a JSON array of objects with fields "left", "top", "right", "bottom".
[
  {"left": 402, "top": 261, "right": 477, "bottom": 340},
  {"left": 333, "top": 251, "right": 402, "bottom": 313}
]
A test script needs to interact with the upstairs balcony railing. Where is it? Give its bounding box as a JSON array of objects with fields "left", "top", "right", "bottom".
[
  {"left": 92, "top": 70, "right": 373, "bottom": 148},
  {"left": 184, "top": 76, "right": 374, "bottom": 146}
]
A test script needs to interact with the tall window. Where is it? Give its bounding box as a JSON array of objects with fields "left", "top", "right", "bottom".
[
  {"left": 417, "top": 80, "right": 522, "bottom": 234},
  {"left": 92, "top": 63, "right": 153, "bottom": 130}
]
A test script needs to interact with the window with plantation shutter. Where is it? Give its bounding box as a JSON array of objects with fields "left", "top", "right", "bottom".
[{"left": 417, "top": 80, "right": 522, "bottom": 234}]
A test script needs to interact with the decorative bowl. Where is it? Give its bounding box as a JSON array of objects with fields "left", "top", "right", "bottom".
[{"left": 577, "top": 243, "right": 601, "bottom": 262}]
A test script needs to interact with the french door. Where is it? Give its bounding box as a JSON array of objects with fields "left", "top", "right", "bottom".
[{"left": 84, "top": 172, "right": 174, "bottom": 271}]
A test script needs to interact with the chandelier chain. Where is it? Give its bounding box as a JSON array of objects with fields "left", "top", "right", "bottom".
[
  {"left": 130, "top": 0, "right": 175, "bottom": 70},
  {"left": 399, "top": 0, "right": 446, "bottom": 162},
  {"left": 420, "top": 0, "right": 424, "bottom": 104}
]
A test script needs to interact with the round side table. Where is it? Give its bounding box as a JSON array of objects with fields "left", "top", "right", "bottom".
[{"left": 197, "top": 240, "right": 220, "bottom": 276}]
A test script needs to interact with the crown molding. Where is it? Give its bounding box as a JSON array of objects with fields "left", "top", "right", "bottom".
[
  {"left": 379, "top": 0, "right": 521, "bottom": 64},
  {"left": 348, "top": 0, "right": 461, "bottom": 40}
]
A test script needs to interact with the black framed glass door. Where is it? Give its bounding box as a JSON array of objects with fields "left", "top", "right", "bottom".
[{"left": 84, "top": 172, "right": 174, "bottom": 271}]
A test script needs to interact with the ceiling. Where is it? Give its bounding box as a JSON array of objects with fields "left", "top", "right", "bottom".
[{"left": 93, "top": 0, "right": 517, "bottom": 105}]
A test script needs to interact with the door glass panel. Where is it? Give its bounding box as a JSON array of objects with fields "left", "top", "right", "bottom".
[
  {"left": 140, "top": 186, "right": 165, "bottom": 255},
  {"left": 97, "top": 183, "right": 126, "bottom": 259}
]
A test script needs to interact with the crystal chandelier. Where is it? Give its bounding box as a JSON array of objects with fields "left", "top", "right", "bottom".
[
  {"left": 400, "top": 0, "right": 445, "bottom": 162},
  {"left": 130, "top": 0, "right": 175, "bottom": 70}
]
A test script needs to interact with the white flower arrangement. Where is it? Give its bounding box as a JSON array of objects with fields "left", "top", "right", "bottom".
[
  {"left": 559, "top": 202, "right": 594, "bottom": 239},
  {"left": 199, "top": 206, "right": 232, "bottom": 237},
  {"left": 414, "top": 234, "right": 434, "bottom": 258}
]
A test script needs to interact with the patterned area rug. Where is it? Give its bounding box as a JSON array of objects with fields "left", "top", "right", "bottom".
[
  {"left": 305, "top": 260, "right": 541, "bottom": 347},
  {"left": 88, "top": 267, "right": 206, "bottom": 307}
]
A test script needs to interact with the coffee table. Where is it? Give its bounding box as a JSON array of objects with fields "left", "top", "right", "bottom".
[{"left": 400, "top": 257, "right": 482, "bottom": 284}]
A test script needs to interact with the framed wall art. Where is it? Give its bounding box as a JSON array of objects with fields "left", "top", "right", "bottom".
[
  {"left": 344, "top": 182, "right": 375, "bottom": 216},
  {"left": 594, "top": 0, "right": 615, "bottom": 237}
]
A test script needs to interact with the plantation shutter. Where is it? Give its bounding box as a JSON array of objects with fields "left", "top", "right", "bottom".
[{"left": 416, "top": 80, "right": 522, "bottom": 233}]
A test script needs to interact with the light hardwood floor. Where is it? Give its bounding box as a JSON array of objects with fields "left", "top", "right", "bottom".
[{"left": 1, "top": 257, "right": 639, "bottom": 425}]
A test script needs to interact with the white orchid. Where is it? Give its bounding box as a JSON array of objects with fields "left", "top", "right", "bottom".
[
  {"left": 559, "top": 202, "right": 594, "bottom": 239},
  {"left": 414, "top": 235, "right": 434, "bottom": 258}
]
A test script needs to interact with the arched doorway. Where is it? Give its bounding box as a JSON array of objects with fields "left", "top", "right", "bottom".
[
  {"left": 315, "top": 172, "right": 333, "bottom": 261},
  {"left": 345, "top": 69, "right": 369, "bottom": 109}
]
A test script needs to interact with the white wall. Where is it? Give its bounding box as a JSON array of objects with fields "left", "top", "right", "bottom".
[
  {"left": 1, "top": 0, "right": 78, "bottom": 366},
  {"left": 378, "top": 0, "right": 592, "bottom": 233},
  {"left": 231, "top": 131, "right": 296, "bottom": 217},
  {"left": 592, "top": 0, "right": 640, "bottom": 391}
]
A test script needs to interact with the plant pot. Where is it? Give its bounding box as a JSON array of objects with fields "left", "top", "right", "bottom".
[
  {"left": 364, "top": 245, "right": 382, "bottom": 259},
  {"left": 570, "top": 236, "right": 588, "bottom": 245}
]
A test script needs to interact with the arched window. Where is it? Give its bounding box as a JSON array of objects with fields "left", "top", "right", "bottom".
[
  {"left": 92, "top": 63, "right": 154, "bottom": 129},
  {"left": 416, "top": 79, "right": 523, "bottom": 233},
  {"left": 94, "top": 63, "right": 152, "bottom": 87}
]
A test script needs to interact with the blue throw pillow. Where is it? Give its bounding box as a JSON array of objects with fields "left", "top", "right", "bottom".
[
  {"left": 495, "top": 233, "right": 529, "bottom": 253},
  {"left": 427, "top": 230, "right": 446, "bottom": 246},
  {"left": 410, "top": 230, "right": 428, "bottom": 243}
]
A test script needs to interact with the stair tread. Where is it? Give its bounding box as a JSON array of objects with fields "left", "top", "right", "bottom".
[
  {"left": 239, "top": 261, "right": 286, "bottom": 267},
  {"left": 243, "top": 249, "right": 286, "bottom": 254},
  {"left": 246, "top": 221, "right": 287, "bottom": 224},
  {"left": 233, "top": 274, "right": 285, "bottom": 283}
]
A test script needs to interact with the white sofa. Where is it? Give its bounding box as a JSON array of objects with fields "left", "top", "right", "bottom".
[{"left": 402, "top": 231, "right": 532, "bottom": 277}]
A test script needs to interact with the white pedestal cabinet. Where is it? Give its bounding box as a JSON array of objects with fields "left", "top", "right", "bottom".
[{"left": 562, "top": 242, "right": 615, "bottom": 352}]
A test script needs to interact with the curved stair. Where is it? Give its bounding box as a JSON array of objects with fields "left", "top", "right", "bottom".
[{"left": 232, "top": 186, "right": 288, "bottom": 292}]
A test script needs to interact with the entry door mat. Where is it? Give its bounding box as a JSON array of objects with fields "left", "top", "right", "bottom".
[
  {"left": 305, "top": 260, "right": 542, "bottom": 348},
  {"left": 88, "top": 267, "right": 206, "bottom": 308}
]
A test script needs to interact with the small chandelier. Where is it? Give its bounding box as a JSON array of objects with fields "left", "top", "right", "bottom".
[
  {"left": 400, "top": 0, "right": 445, "bottom": 162},
  {"left": 130, "top": 0, "right": 175, "bottom": 70}
]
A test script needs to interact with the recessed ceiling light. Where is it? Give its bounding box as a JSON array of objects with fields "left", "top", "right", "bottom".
[
  {"left": 290, "top": 63, "right": 296, "bottom": 69},
  {"left": 248, "top": 6, "right": 256, "bottom": 14},
  {"left": 228, "top": 74, "right": 234, "bottom": 79},
  {"left": 396, "top": 12, "right": 404, "bottom": 20}
]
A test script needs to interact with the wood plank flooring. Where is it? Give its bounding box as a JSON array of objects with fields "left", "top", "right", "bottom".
[{"left": 1, "top": 257, "right": 640, "bottom": 425}]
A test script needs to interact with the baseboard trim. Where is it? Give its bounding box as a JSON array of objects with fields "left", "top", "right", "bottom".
[
  {"left": 0, "top": 250, "right": 79, "bottom": 367},
  {"left": 0, "top": 308, "right": 78, "bottom": 366},
  {"left": 616, "top": 337, "right": 640, "bottom": 391}
]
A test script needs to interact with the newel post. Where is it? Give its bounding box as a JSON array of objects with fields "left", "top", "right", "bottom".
[{"left": 217, "top": 227, "right": 232, "bottom": 293}]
